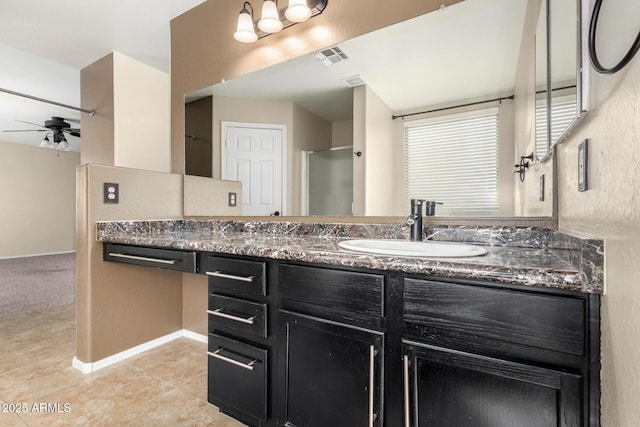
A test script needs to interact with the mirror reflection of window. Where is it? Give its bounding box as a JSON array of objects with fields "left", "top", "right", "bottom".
[
  {"left": 536, "top": 87, "right": 578, "bottom": 159},
  {"left": 404, "top": 107, "right": 500, "bottom": 216}
]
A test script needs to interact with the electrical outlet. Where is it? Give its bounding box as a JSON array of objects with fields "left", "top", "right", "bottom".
[
  {"left": 539, "top": 175, "right": 545, "bottom": 201},
  {"left": 578, "top": 140, "right": 589, "bottom": 192},
  {"left": 104, "top": 183, "right": 119, "bottom": 204},
  {"left": 228, "top": 192, "right": 237, "bottom": 207}
]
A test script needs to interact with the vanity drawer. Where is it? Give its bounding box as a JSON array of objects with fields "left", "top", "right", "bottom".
[
  {"left": 103, "top": 243, "right": 196, "bottom": 273},
  {"left": 279, "top": 264, "right": 385, "bottom": 319},
  {"left": 208, "top": 333, "right": 268, "bottom": 422},
  {"left": 208, "top": 294, "right": 268, "bottom": 338},
  {"left": 202, "top": 255, "right": 266, "bottom": 297},
  {"left": 403, "top": 278, "right": 585, "bottom": 357}
]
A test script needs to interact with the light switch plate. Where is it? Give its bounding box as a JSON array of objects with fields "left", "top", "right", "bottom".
[
  {"left": 104, "top": 183, "right": 119, "bottom": 204},
  {"left": 578, "top": 140, "right": 588, "bottom": 192}
]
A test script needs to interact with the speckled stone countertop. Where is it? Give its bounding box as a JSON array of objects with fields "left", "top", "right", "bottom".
[{"left": 96, "top": 220, "right": 604, "bottom": 294}]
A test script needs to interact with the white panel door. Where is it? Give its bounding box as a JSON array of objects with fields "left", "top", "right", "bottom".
[{"left": 224, "top": 125, "right": 283, "bottom": 216}]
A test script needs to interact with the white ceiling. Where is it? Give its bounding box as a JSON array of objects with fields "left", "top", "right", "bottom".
[
  {"left": 188, "top": 0, "right": 528, "bottom": 122},
  {"left": 0, "top": 0, "right": 205, "bottom": 151}
]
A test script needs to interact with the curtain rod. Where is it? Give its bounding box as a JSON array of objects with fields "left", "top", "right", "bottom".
[
  {"left": 392, "top": 95, "right": 515, "bottom": 120},
  {"left": 0, "top": 88, "right": 95, "bottom": 116}
]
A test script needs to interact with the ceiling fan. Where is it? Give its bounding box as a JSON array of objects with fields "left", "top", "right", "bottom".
[{"left": 2, "top": 116, "right": 80, "bottom": 150}]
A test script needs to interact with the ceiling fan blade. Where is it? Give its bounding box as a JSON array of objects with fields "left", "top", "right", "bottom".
[
  {"left": 15, "top": 119, "right": 48, "bottom": 129},
  {"left": 2, "top": 129, "right": 48, "bottom": 132}
]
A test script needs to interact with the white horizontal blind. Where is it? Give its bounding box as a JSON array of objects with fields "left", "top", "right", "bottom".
[
  {"left": 536, "top": 92, "right": 578, "bottom": 158},
  {"left": 404, "top": 107, "right": 500, "bottom": 216}
]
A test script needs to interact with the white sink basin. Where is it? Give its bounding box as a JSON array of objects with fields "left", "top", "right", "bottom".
[{"left": 338, "top": 239, "right": 488, "bottom": 258}]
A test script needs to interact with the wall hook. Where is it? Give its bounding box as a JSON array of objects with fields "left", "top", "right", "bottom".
[{"left": 354, "top": 151, "right": 362, "bottom": 157}]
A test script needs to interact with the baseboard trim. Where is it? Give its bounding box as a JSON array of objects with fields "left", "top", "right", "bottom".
[
  {"left": 72, "top": 329, "right": 208, "bottom": 374},
  {"left": 0, "top": 250, "right": 76, "bottom": 260}
]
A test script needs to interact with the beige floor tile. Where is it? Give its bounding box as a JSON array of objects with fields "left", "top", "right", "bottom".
[
  {"left": 0, "top": 353, "right": 87, "bottom": 403},
  {"left": 0, "top": 330, "right": 75, "bottom": 372},
  {"left": 0, "top": 412, "right": 28, "bottom": 426},
  {"left": 179, "top": 371, "right": 208, "bottom": 402},
  {"left": 120, "top": 387, "right": 246, "bottom": 427},
  {"left": 125, "top": 337, "right": 207, "bottom": 387},
  {"left": 19, "top": 364, "right": 175, "bottom": 427}
]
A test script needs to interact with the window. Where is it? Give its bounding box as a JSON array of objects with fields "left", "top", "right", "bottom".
[
  {"left": 536, "top": 91, "right": 578, "bottom": 159},
  {"left": 404, "top": 107, "right": 500, "bottom": 216}
]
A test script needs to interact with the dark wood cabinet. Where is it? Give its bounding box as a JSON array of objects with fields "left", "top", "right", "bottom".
[
  {"left": 102, "top": 245, "right": 600, "bottom": 427},
  {"left": 401, "top": 277, "right": 599, "bottom": 427},
  {"left": 205, "top": 254, "right": 274, "bottom": 427},
  {"left": 402, "top": 340, "right": 582, "bottom": 427},
  {"left": 279, "top": 310, "right": 384, "bottom": 427}
]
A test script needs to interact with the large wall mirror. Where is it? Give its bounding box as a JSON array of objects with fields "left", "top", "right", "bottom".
[{"left": 184, "top": 0, "right": 586, "bottom": 218}]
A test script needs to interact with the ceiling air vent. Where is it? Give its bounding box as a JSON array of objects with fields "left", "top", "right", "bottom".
[
  {"left": 341, "top": 75, "right": 366, "bottom": 87},
  {"left": 313, "top": 46, "right": 349, "bottom": 66}
]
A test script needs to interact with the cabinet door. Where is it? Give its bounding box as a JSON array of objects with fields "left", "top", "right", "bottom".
[
  {"left": 402, "top": 341, "right": 582, "bottom": 427},
  {"left": 280, "top": 310, "right": 384, "bottom": 427}
]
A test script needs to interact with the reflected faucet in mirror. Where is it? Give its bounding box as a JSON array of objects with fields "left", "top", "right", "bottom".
[{"left": 407, "top": 199, "right": 443, "bottom": 241}]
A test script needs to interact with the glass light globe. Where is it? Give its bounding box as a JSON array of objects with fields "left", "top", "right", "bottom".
[
  {"left": 285, "top": 0, "right": 311, "bottom": 23},
  {"left": 234, "top": 9, "right": 258, "bottom": 43},
  {"left": 258, "top": 0, "right": 283, "bottom": 33}
]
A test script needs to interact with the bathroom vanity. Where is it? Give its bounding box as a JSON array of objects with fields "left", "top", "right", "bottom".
[{"left": 99, "top": 220, "right": 602, "bottom": 427}]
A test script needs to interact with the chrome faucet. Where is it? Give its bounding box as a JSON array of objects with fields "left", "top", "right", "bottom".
[{"left": 406, "top": 199, "right": 443, "bottom": 241}]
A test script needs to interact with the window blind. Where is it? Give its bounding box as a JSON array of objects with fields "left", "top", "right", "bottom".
[
  {"left": 536, "top": 92, "right": 578, "bottom": 158},
  {"left": 404, "top": 107, "right": 500, "bottom": 216}
]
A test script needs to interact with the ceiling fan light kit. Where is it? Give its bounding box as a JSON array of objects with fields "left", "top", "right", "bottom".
[{"left": 3, "top": 116, "right": 81, "bottom": 151}]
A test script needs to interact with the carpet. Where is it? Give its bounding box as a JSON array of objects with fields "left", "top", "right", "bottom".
[{"left": 0, "top": 253, "right": 75, "bottom": 319}]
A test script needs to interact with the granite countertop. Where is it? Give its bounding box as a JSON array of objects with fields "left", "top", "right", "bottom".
[{"left": 96, "top": 220, "right": 604, "bottom": 294}]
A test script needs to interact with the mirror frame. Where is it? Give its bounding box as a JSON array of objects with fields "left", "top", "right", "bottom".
[{"left": 539, "top": 0, "right": 590, "bottom": 162}]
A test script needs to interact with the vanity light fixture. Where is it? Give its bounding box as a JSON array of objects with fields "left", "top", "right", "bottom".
[{"left": 234, "top": 0, "right": 328, "bottom": 43}]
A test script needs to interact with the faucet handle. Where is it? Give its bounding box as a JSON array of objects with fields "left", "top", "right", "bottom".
[
  {"left": 424, "top": 201, "right": 443, "bottom": 216},
  {"left": 406, "top": 215, "right": 416, "bottom": 226}
]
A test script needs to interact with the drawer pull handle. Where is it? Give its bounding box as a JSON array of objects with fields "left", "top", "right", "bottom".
[
  {"left": 208, "top": 348, "right": 257, "bottom": 371},
  {"left": 207, "top": 308, "right": 256, "bottom": 325},
  {"left": 206, "top": 270, "right": 255, "bottom": 283},
  {"left": 108, "top": 253, "right": 177, "bottom": 265}
]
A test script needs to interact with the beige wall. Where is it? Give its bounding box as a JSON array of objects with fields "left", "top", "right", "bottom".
[
  {"left": 0, "top": 141, "right": 80, "bottom": 258},
  {"left": 76, "top": 165, "right": 184, "bottom": 363},
  {"left": 332, "top": 120, "right": 353, "bottom": 148},
  {"left": 112, "top": 52, "right": 171, "bottom": 173},
  {"left": 291, "top": 104, "right": 332, "bottom": 215},
  {"left": 183, "top": 174, "right": 242, "bottom": 217},
  {"left": 80, "top": 54, "right": 115, "bottom": 166},
  {"left": 556, "top": 0, "right": 640, "bottom": 423},
  {"left": 354, "top": 85, "right": 396, "bottom": 216},
  {"left": 81, "top": 52, "right": 171, "bottom": 173}
]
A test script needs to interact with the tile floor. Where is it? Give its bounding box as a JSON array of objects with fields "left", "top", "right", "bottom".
[{"left": 0, "top": 301, "right": 245, "bottom": 426}]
